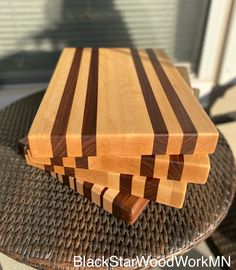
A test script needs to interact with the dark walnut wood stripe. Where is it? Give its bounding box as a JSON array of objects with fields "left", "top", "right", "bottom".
[
  {"left": 44, "top": 164, "right": 54, "bottom": 172},
  {"left": 140, "top": 155, "right": 155, "bottom": 177},
  {"left": 144, "top": 178, "right": 159, "bottom": 200},
  {"left": 122, "top": 196, "right": 142, "bottom": 223},
  {"left": 73, "top": 178, "right": 77, "bottom": 192},
  {"left": 131, "top": 49, "right": 168, "bottom": 154},
  {"left": 50, "top": 157, "right": 63, "bottom": 166},
  {"left": 81, "top": 48, "right": 99, "bottom": 156},
  {"left": 61, "top": 174, "right": 70, "bottom": 187},
  {"left": 75, "top": 157, "right": 89, "bottom": 169},
  {"left": 112, "top": 192, "right": 131, "bottom": 219},
  {"left": 146, "top": 49, "right": 198, "bottom": 154},
  {"left": 83, "top": 181, "right": 94, "bottom": 201},
  {"left": 100, "top": 187, "right": 108, "bottom": 208},
  {"left": 64, "top": 167, "right": 75, "bottom": 177},
  {"left": 120, "top": 174, "right": 133, "bottom": 193},
  {"left": 167, "top": 155, "right": 184, "bottom": 181},
  {"left": 51, "top": 48, "right": 83, "bottom": 157}
]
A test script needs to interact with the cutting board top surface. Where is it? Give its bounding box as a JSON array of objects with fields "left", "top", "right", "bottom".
[{"left": 28, "top": 48, "right": 218, "bottom": 158}]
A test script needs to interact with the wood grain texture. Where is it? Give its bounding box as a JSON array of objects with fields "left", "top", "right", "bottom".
[
  {"left": 28, "top": 48, "right": 218, "bottom": 158},
  {"left": 50, "top": 171, "right": 149, "bottom": 225},
  {"left": 23, "top": 66, "right": 210, "bottom": 184},
  {"left": 26, "top": 147, "right": 210, "bottom": 183},
  {"left": 22, "top": 141, "right": 149, "bottom": 224},
  {"left": 25, "top": 152, "right": 187, "bottom": 208}
]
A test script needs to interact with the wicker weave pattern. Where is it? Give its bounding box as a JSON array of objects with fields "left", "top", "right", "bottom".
[
  {"left": 0, "top": 92, "right": 235, "bottom": 270},
  {"left": 208, "top": 195, "right": 236, "bottom": 269}
]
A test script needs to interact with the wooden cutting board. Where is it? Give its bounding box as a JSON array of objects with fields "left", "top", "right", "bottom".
[
  {"left": 23, "top": 65, "right": 210, "bottom": 184},
  {"left": 51, "top": 171, "right": 149, "bottom": 225},
  {"left": 18, "top": 138, "right": 148, "bottom": 224},
  {"left": 28, "top": 48, "right": 218, "bottom": 158},
  {"left": 26, "top": 146, "right": 209, "bottom": 183},
  {"left": 25, "top": 152, "right": 187, "bottom": 208}
]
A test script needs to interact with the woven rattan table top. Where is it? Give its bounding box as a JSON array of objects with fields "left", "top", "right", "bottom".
[{"left": 0, "top": 91, "right": 235, "bottom": 270}]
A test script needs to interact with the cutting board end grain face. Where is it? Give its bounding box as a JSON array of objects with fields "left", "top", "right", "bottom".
[
  {"left": 118, "top": 195, "right": 149, "bottom": 225},
  {"left": 156, "top": 181, "right": 187, "bottom": 208},
  {"left": 27, "top": 48, "right": 218, "bottom": 158},
  {"left": 195, "top": 131, "right": 219, "bottom": 154},
  {"left": 50, "top": 173, "right": 148, "bottom": 224},
  {"left": 24, "top": 149, "right": 188, "bottom": 206},
  {"left": 22, "top": 137, "right": 211, "bottom": 184},
  {"left": 181, "top": 154, "right": 210, "bottom": 184}
]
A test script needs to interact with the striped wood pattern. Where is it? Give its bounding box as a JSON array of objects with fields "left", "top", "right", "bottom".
[
  {"left": 26, "top": 147, "right": 210, "bottom": 183},
  {"left": 23, "top": 66, "right": 210, "bottom": 184},
  {"left": 50, "top": 171, "right": 149, "bottom": 225},
  {"left": 28, "top": 48, "right": 218, "bottom": 158},
  {"left": 25, "top": 152, "right": 187, "bottom": 208},
  {"left": 18, "top": 139, "right": 148, "bottom": 224}
]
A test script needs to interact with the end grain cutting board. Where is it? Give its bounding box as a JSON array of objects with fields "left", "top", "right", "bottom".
[
  {"left": 18, "top": 140, "right": 148, "bottom": 224},
  {"left": 51, "top": 172, "right": 149, "bottom": 225},
  {"left": 25, "top": 152, "right": 187, "bottom": 208},
  {"left": 28, "top": 48, "right": 219, "bottom": 158},
  {"left": 26, "top": 147, "right": 209, "bottom": 184}
]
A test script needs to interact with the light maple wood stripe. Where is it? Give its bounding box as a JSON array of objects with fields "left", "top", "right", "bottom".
[
  {"left": 27, "top": 149, "right": 52, "bottom": 165},
  {"left": 72, "top": 169, "right": 109, "bottom": 187},
  {"left": 181, "top": 154, "right": 210, "bottom": 183},
  {"left": 154, "top": 49, "right": 219, "bottom": 154},
  {"left": 72, "top": 168, "right": 140, "bottom": 190},
  {"left": 28, "top": 48, "right": 76, "bottom": 158},
  {"left": 66, "top": 48, "right": 92, "bottom": 157},
  {"left": 153, "top": 155, "right": 170, "bottom": 179},
  {"left": 91, "top": 184, "right": 105, "bottom": 206},
  {"left": 27, "top": 150, "right": 53, "bottom": 171},
  {"left": 169, "top": 181, "right": 187, "bottom": 208},
  {"left": 69, "top": 176, "right": 75, "bottom": 190},
  {"left": 25, "top": 154, "right": 45, "bottom": 169},
  {"left": 96, "top": 48, "right": 154, "bottom": 156},
  {"left": 59, "top": 174, "right": 64, "bottom": 183},
  {"left": 75, "top": 179, "right": 84, "bottom": 195},
  {"left": 88, "top": 156, "right": 141, "bottom": 176},
  {"left": 103, "top": 189, "right": 120, "bottom": 213},
  {"left": 62, "top": 156, "right": 76, "bottom": 167},
  {"left": 139, "top": 49, "right": 183, "bottom": 154},
  {"left": 156, "top": 181, "right": 187, "bottom": 208},
  {"left": 107, "top": 172, "right": 120, "bottom": 191},
  {"left": 53, "top": 165, "right": 65, "bottom": 175},
  {"left": 131, "top": 176, "right": 146, "bottom": 197}
]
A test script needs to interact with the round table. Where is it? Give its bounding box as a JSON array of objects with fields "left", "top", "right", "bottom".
[{"left": 0, "top": 91, "right": 235, "bottom": 270}]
